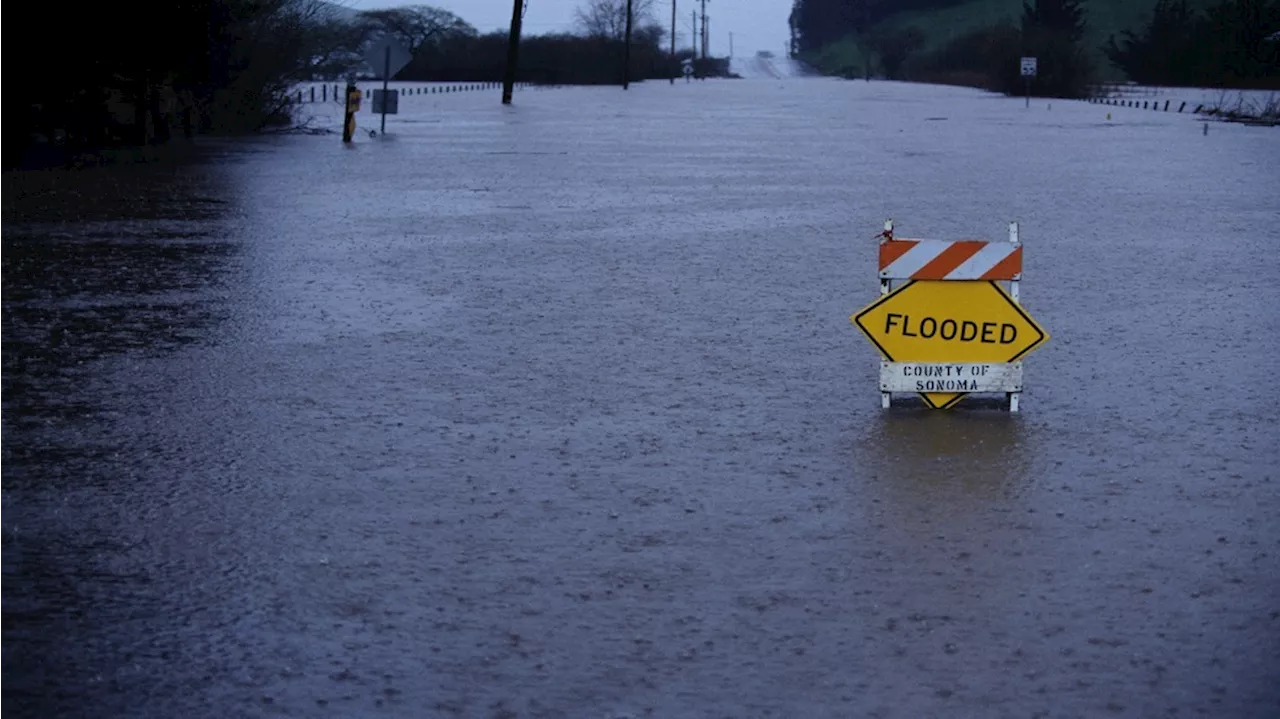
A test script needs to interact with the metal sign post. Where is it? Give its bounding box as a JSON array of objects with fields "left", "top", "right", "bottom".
[
  {"left": 1020, "top": 57, "right": 1037, "bottom": 109},
  {"left": 362, "top": 36, "right": 412, "bottom": 135},
  {"left": 380, "top": 46, "right": 391, "bottom": 134},
  {"left": 852, "top": 221, "right": 1050, "bottom": 412}
]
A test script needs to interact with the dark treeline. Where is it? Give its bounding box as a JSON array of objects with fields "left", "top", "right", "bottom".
[
  {"left": 401, "top": 29, "right": 688, "bottom": 85},
  {"left": 790, "top": 0, "right": 969, "bottom": 54},
  {"left": 8, "top": 0, "right": 696, "bottom": 169},
  {"left": 1105, "top": 0, "right": 1280, "bottom": 87},
  {"left": 360, "top": 3, "right": 686, "bottom": 84},
  {"left": 789, "top": 0, "right": 1280, "bottom": 96},
  {"left": 9, "top": 0, "right": 365, "bottom": 168},
  {"left": 910, "top": 0, "right": 1093, "bottom": 97},
  {"left": 789, "top": 0, "right": 1095, "bottom": 94}
]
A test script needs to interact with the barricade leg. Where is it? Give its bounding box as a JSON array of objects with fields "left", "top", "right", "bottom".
[{"left": 879, "top": 219, "right": 894, "bottom": 408}]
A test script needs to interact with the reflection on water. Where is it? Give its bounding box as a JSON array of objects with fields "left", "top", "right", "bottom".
[
  {"left": 856, "top": 396, "right": 1035, "bottom": 502},
  {"left": 2, "top": 161, "right": 239, "bottom": 434},
  {"left": 2, "top": 156, "right": 241, "bottom": 717}
]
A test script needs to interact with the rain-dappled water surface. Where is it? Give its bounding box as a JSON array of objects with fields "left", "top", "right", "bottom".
[{"left": 4, "top": 79, "right": 1279, "bottom": 718}]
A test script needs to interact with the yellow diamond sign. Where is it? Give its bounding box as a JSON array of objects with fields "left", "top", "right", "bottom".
[{"left": 851, "top": 281, "right": 1049, "bottom": 408}]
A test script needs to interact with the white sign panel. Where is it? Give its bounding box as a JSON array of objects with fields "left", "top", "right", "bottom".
[
  {"left": 364, "top": 36, "right": 413, "bottom": 80},
  {"left": 371, "top": 89, "right": 399, "bottom": 114},
  {"left": 879, "top": 362, "right": 1024, "bottom": 393},
  {"left": 1020, "top": 57, "right": 1038, "bottom": 77}
]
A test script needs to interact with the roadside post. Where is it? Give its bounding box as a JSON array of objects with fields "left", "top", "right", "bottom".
[
  {"left": 851, "top": 221, "right": 1050, "bottom": 412},
  {"left": 1020, "top": 57, "right": 1037, "bottom": 108},
  {"left": 342, "top": 82, "right": 361, "bottom": 143}
]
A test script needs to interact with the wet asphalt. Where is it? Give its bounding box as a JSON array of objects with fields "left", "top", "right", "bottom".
[{"left": 3, "top": 78, "right": 1279, "bottom": 718}]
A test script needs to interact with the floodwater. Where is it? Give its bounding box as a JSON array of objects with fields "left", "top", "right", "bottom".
[{"left": 4, "top": 78, "right": 1278, "bottom": 718}]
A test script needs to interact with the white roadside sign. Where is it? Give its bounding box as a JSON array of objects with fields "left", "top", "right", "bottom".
[
  {"left": 879, "top": 361, "right": 1024, "bottom": 393},
  {"left": 1020, "top": 57, "right": 1038, "bottom": 77}
]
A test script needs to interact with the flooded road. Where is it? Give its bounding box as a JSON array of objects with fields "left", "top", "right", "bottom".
[{"left": 4, "top": 79, "right": 1279, "bottom": 718}]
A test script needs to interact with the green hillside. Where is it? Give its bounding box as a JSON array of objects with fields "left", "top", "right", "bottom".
[{"left": 807, "top": 0, "right": 1222, "bottom": 81}]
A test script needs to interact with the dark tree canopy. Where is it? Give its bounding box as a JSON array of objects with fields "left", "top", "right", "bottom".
[
  {"left": 7, "top": 0, "right": 696, "bottom": 168},
  {"left": 1106, "top": 0, "right": 1280, "bottom": 87},
  {"left": 1020, "top": 0, "right": 1094, "bottom": 96},
  {"left": 9, "top": 0, "right": 373, "bottom": 167},
  {"left": 789, "top": 0, "right": 970, "bottom": 53},
  {"left": 791, "top": 0, "right": 1280, "bottom": 92},
  {"left": 359, "top": 5, "right": 476, "bottom": 54}
]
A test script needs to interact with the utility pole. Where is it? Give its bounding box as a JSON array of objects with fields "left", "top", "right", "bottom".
[
  {"left": 700, "top": 0, "right": 708, "bottom": 59},
  {"left": 692, "top": 10, "right": 698, "bottom": 68},
  {"left": 729, "top": 31, "right": 733, "bottom": 58},
  {"left": 623, "top": 0, "right": 633, "bottom": 89},
  {"left": 501, "top": 0, "right": 524, "bottom": 104},
  {"left": 670, "top": 0, "right": 676, "bottom": 85}
]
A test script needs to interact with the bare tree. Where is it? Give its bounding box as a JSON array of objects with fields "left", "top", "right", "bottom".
[
  {"left": 360, "top": 5, "right": 477, "bottom": 55},
  {"left": 301, "top": 3, "right": 375, "bottom": 79},
  {"left": 211, "top": 0, "right": 368, "bottom": 129},
  {"left": 575, "top": 0, "right": 656, "bottom": 41}
]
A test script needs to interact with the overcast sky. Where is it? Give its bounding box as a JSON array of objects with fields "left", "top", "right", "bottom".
[{"left": 342, "top": 0, "right": 793, "bottom": 57}]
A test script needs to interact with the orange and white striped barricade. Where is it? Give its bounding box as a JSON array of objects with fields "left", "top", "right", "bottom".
[{"left": 851, "top": 221, "right": 1050, "bottom": 412}]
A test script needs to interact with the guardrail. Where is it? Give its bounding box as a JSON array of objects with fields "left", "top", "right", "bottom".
[
  {"left": 1087, "top": 94, "right": 1279, "bottom": 126},
  {"left": 1088, "top": 97, "right": 1196, "bottom": 113},
  {"left": 285, "top": 82, "right": 535, "bottom": 105}
]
